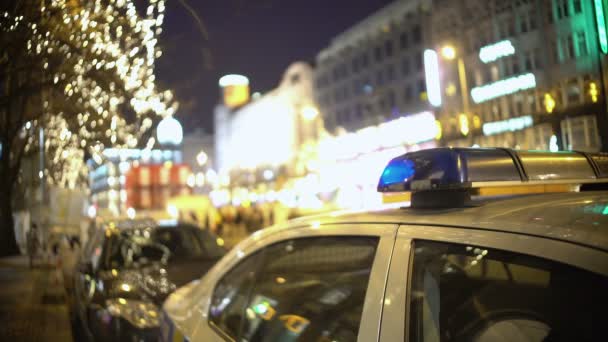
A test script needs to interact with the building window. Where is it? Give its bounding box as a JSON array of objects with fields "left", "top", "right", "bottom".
[
  {"left": 576, "top": 31, "right": 587, "bottom": 57},
  {"left": 386, "top": 64, "right": 395, "bottom": 82},
  {"left": 565, "top": 34, "right": 575, "bottom": 60},
  {"left": 402, "top": 57, "right": 410, "bottom": 76},
  {"left": 534, "top": 48, "right": 543, "bottom": 69},
  {"left": 415, "top": 51, "right": 423, "bottom": 71},
  {"left": 551, "top": 40, "right": 560, "bottom": 63},
  {"left": 400, "top": 31, "right": 409, "bottom": 49},
  {"left": 388, "top": 90, "right": 396, "bottom": 108},
  {"left": 374, "top": 46, "right": 383, "bottom": 62},
  {"left": 404, "top": 84, "right": 413, "bottom": 102},
  {"left": 524, "top": 52, "right": 533, "bottom": 71},
  {"left": 529, "top": 9, "right": 537, "bottom": 30},
  {"left": 512, "top": 55, "right": 520, "bottom": 74},
  {"left": 376, "top": 70, "right": 384, "bottom": 86},
  {"left": 412, "top": 25, "right": 422, "bottom": 44},
  {"left": 385, "top": 40, "right": 393, "bottom": 57},
  {"left": 417, "top": 78, "right": 426, "bottom": 93},
  {"left": 361, "top": 53, "right": 369, "bottom": 68},
  {"left": 566, "top": 79, "right": 581, "bottom": 105},
  {"left": 520, "top": 12, "right": 529, "bottom": 33},
  {"left": 573, "top": 0, "right": 582, "bottom": 14},
  {"left": 556, "top": 0, "right": 569, "bottom": 19}
]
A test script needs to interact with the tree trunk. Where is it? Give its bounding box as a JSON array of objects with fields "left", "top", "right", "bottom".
[
  {"left": 0, "top": 155, "right": 19, "bottom": 257},
  {"left": 0, "top": 191, "right": 19, "bottom": 257}
]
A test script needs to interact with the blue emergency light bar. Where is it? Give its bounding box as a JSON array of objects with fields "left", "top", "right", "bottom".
[{"left": 378, "top": 148, "right": 608, "bottom": 194}]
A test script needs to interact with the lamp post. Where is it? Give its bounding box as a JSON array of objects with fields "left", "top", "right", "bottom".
[{"left": 440, "top": 45, "right": 470, "bottom": 114}]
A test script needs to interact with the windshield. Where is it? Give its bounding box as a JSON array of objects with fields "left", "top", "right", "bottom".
[{"left": 104, "top": 225, "right": 225, "bottom": 269}]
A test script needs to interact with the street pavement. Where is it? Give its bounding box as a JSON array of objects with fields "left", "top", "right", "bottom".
[{"left": 0, "top": 255, "right": 73, "bottom": 342}]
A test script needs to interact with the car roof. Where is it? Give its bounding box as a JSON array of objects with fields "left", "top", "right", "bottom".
[{"left": 276, "top": 191, "right": 608, "bottom": 252}]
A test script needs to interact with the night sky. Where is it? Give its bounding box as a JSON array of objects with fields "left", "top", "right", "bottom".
[{"left": 156, "top": 0, "right": 394, "bottom": 134}]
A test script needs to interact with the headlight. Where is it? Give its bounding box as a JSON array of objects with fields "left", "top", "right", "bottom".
[{"left": 106, "top": 298, "right": 160, "bottom": 329}]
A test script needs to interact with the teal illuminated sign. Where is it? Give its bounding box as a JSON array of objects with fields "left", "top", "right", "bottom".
[{"left": 595, "top": 0, "right": 608, "bottom": 54}]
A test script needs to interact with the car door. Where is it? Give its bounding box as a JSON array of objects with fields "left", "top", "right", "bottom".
[
  {"left": 176, "top": 222, "right": 398, "bottom": 342},
  {"left": 380, "top": 224, "right": 608, "bottom": 342},
  {"left": 73, "top": 228, "right": 105, "bottom": 332}
]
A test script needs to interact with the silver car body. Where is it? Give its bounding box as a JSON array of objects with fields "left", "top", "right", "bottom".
[{"left": 161, "top": 191, "right": 608, "bottom": 342}]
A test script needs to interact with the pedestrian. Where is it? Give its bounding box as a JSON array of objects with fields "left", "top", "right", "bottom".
[{"left": 26, "top": 223, "right": 39, "bottom": 268}]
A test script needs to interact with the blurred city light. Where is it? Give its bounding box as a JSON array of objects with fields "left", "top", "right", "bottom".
[
  {"left": 589, "top": 82, "right": 599, "bottom": 103},
  {"left": 470, "top": 73, "right": 536, "bottom": 103},
  {"left": 424, "top": 49, "right": 442, "bottom": 107},
  {"left": 440, "top": 45, "right": 456, "bottom": 60},
  {"left": 479, "top": 40, "right": 515, "bottom": 63},
  {"left": 544, "top": 93, "right": 556, "bottom": 113},
  {"left": 156, "top": 116, "right": 183, "bottom": 145},
  {"left": 166, "top": 204, "right": 179, "bottom": 218},
  {"left": 549, "top": 135, "right": 559, "bottom": 152},
  {"left": 87, "top": 205, "right": 97, "bottom": 218},
  {"left": 127, "top": 207, "right": 136, "bottom": 219},
  {"left": 195, "top": 172, "right": 205, "bottom": 187},
  {"left": 459, "top": 114, "right": 469, "bottom": 136},
  {"left": 301, "top": 106, "right": 319, "bottom": 121},
  {"left": 196, "top": 150, "right": 208, "bottom": 166},
  {"left": 263, "top": 169, "right": 274, "bottom": 180}
]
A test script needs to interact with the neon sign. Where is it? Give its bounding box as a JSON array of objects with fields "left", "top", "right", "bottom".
[
  {"left": 424, "top": 49, "right": 442, "bottom": 107},
  {"left": 471, "top": 73, "right": 536, "bottom": 103},
  {"left": 479, "top": 40, "right": 515, "bottom": 63},
  {"left": 482, "top": 115, "right": 533, "bottom": 136}
]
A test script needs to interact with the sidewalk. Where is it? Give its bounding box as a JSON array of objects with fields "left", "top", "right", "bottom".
[{"left": 0, "top": 255, "right": 73, "bottom": 342}]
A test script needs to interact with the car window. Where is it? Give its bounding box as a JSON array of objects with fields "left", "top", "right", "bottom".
[
  {"left": 104, "top": 225, "right": 224, "bottom": 269},
  {"left": 240, "top": 236, "right": 378, "bottom": 342},
  {"left": 208, "top": 236, "right": 379, "bottom": 341},
  {"left": 209, "top": 251, "right": 264, "bottom": 340},
  {"left": 408, "top": 240, "right": 608, "bottom": 342}
]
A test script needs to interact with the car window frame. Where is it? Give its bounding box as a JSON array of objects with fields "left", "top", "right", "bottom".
[
  {"left": 380, "top": 224, "right": 608, "bottom": 342},
  {"left": 201, "top": 223, "right": 398, "bottom": 342}
]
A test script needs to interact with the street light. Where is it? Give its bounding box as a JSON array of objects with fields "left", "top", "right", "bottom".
[
  {"left": 439, "top": 44, "right": 470, "bottom": 114},
  {"left": 441, "top": 45, "right": 456, "bottom": 60}
]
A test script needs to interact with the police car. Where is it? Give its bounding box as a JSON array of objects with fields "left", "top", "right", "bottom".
[{"left": 160, "top": 148, "right": 608, "bottom": 342}]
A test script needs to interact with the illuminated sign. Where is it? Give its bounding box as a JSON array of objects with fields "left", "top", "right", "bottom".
[
  {"left": 479, "top": 40, "right": 515, "bottom": 63},
  {"left": 219, "top": 74, "right": 250, "bottom": 108},
  {"left": 482, "top": 115, "right": 533, "bottom": 136},
  {"left": 471, "top": 73, "right": 536, "bottom": 103},
  {"left": 594, "top": 0, "right": 608, "bottom": 54},
  {"left": 424, "top": 49, "right": 442, "bottom": 107}
]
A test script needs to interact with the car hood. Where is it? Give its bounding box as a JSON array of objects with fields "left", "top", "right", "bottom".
[{"left": 101, "top": 258, "right": 218, "bottom": 305}]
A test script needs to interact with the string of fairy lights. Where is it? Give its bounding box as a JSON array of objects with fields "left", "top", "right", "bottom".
[{"left": 1, "top": 0, "right": 176, "bottom": 189}]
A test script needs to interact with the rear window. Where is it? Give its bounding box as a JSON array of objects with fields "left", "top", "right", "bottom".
[
  {"left": 103, "top": 225, "right": 225, "bottom": 269},
  {"left": 408, "top": 240, "right": 608, "bottom": 342}
]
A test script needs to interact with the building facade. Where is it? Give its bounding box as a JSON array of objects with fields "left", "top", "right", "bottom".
[
  {"left": 314, "top": 0, "right": 606, "bottom": 152},
  {"left": 213, "top": 62, "right": 322, "bottom": 205},
  {"left": 431, "top": 0, "right": 605, "bottom": 151},
  {"left": 314, "top": 0, "right": 433, "bottom": 133}
]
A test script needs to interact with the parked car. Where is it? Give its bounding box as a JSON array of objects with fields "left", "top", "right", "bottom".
[
  {"left": 72, "top": 218, "right": 226, "bottom": 341},
  {"left": 161, "top": 148, "right": 608, "bottom": 342}
]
